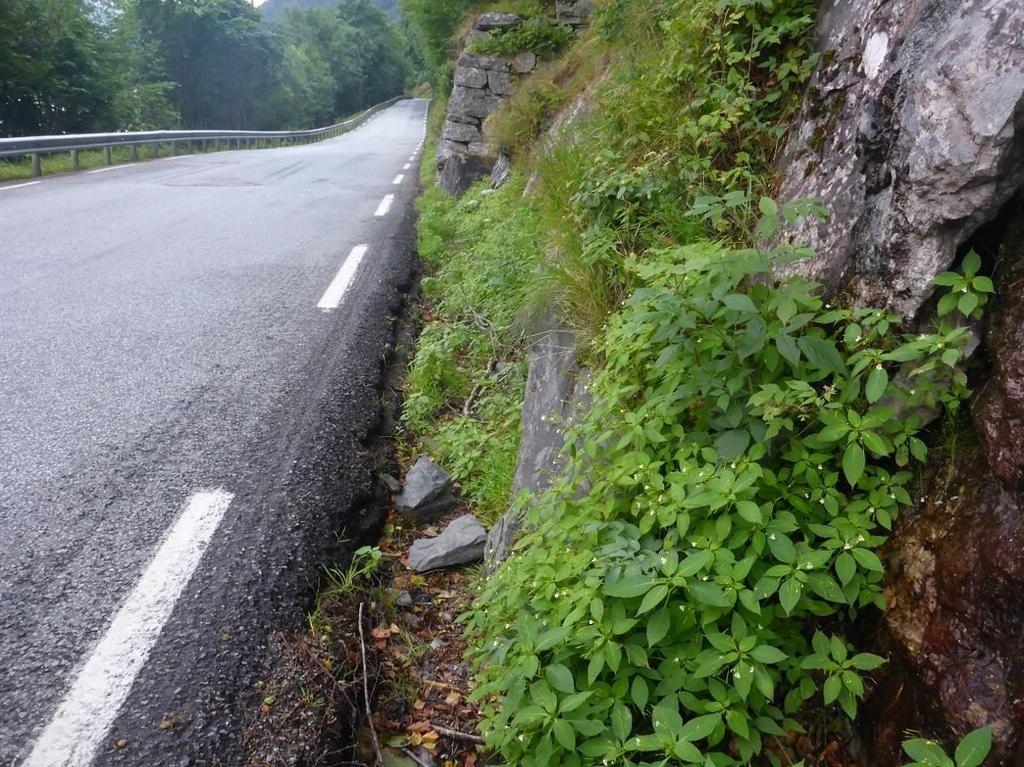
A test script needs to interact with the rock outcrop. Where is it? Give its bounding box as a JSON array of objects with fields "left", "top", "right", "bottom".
[
  {"left": 859, "top": 206, "right": 1024, "bottom": 763},
  {"left": 556, "top": 0, "right": 593, "bottom": 29},
  {"left": 485, "top": 328, "right": 587, "bottom": 570},
  {"left": 437, "top": 14, "right": 539, "bottom": 196},
  {"left": 776, "top": 0, "right": 1024, "bottom": 318}
]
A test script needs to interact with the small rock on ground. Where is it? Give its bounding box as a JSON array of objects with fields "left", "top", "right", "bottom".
[
  {"left": 407, "top": 514, "right": 487, "bottom": 572},
  {"left": 396, "top": 457, "right": 455, "bottom": 522}
]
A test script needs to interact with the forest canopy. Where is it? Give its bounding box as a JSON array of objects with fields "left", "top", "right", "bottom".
[{"left": 0, "top": 0, "right": 413, "bottom": 137}]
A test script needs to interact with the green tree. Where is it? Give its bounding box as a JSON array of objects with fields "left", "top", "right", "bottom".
[
  {"left": 0, "top": 0, "right": 117, "bottom": 136},
  {"left": 399, "top": 0, "right": 474, "bottom": 87}
]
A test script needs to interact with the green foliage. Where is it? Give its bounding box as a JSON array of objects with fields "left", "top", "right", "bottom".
[
  {"left": 0, "top": 0, "right": 412, "bottom": 137},
  {"left": 403, "top": 176, "right": 543, "bottom": 522},
  {"left": 933, "top": 250, "right": 994, "bottom": 320},
  {"left": 322, "top": 545, "right": 384, "bottom": 595},
  {"left": 470, "top": 16, "right": 574, "bottom": 59},
  {"left": 902, "top": 727, "right": 993, "bottom": 767},
  {"left": 485, "top": 30, "right": 605, "bottom": 157},
  {"left": 464, "top": 222, "right": 975, "bottom": 766},
  {"left": 399, "top": 0, "right": 475, "bottom": 87},
  {"left": 0, "top": 0, "right": 120, "bottom": 136}
]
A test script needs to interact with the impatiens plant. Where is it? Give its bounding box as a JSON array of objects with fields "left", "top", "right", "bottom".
[{"left": 465, "top": 210, "right": 975, "bottom": 767}]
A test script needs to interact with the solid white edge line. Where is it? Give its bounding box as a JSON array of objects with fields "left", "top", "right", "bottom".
[
  {"left": 392, "top": 174, "right": 405, "bottom": 185},
  {"left": 86, "top": 163, "right": 138, "bottom": 175},
  {"left": 374, "top": 194, "right": 395, "bottom": 217},
  {"left": 24, "top": 489, "right": 234, "bottom": 767},
  {"left": 317, "top": 245, "right": 369, "bottom": 311},
  {"left": 0, "top": 180, "right": 41, "bottom": 191}
]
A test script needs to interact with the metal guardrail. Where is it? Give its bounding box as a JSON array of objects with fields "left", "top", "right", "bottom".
[{"left": 0, "top": 96, "right": 408, "bottom": 177}]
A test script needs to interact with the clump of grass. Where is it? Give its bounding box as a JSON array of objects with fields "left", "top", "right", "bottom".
[
  {"left": 405, "top": 173, "right": 542, "bottom": 522},
  {"left": 484, "top": 29, "right": 605, "bottom": 157}
]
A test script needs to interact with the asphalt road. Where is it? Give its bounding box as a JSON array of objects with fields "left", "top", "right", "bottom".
[{"left": 0, "top": 97, "right": 429, "bottom": 766}]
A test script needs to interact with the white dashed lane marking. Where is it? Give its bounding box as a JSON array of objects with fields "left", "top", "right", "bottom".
[
  {"left": 317, "top": 245, "right": 369, "bottom": 311},
  {"left": 86, "top": 163, "right": 137, "bottom": 174},
  {"left": 374, "top": 194, "right": 395, "bottom": 217},
  {"left": 0, "top": 180, "right": 41, "bottom": 192},
  {"left": 24, "top": 490, "right": 235, "bottom": 767}
]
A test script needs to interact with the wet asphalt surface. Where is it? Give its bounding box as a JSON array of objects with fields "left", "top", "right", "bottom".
[{"left": 0, "top": 98, "right": 429, "bottom": 765}]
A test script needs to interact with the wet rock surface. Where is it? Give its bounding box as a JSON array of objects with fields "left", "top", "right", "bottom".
[
  {"left": 862, "top": 441, "right": 1024, "bottom": 764},
  {"left": 776, "top": 0, "right": 1024, "bottom": 317},
  {"left": 861, "top": 216, "right": 1024, "bottom": 764},
  {"left": 408, "top": 515, "right": 487, "bottom": 572}
]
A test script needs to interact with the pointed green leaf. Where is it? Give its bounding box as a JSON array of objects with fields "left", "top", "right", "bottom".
[
  {"left": 843, "top": 442, "right": 866, "bottom": 487},
  {"left": 955, "top": 726, "right": 992, "bottom": 767},
  {"left": 865, "top": 366, "right": 888, "bottom": 403},
  {"left": 545, "top": 663, "right": 575, "bottom": 693},
  {"left": 552, "top": 719, "right": 576, "bottom": 751}
]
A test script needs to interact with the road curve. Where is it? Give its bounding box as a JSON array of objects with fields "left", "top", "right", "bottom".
[{"left": 0, "top": 97, "right": 429, "bottom": 766}]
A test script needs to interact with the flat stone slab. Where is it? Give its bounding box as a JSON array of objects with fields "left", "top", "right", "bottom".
[{"left": 408, "top": 514, "right": 487, "bottom": 572}]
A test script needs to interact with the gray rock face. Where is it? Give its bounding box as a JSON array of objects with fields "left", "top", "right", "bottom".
[
  {"left": 438, "top": 152, "right": 493, "bottom": 197},
  {"left": 395, "top": 457, "right": 455, "bottom": 522},
  {"left": 435, "top": 15, "right": 543, "bottom": 196},
  {"left": 512, "top": 52, "right": 538, "bottom": 74},
  {"left": 442, "top": 120, "right": 483, "bottom": 144},
  {"left": 448, "top": 85, "right": 502, "bottom": 121},
  {"left": 485, "top": 327, "right": 589, "bottom": 569},
  {"left": 487, "top": 70, "right": 514, "bottom": 96},
  {"left": 408, "top": 514, "right": 488, "bottom": 572},
  {"left": 453, "top": 66, "right": 488, "bottom": 89},
  {"left": 491, "top": 154, "right": 512, "bottom": 189},
  {"left": 556, "top": 0, "right": 594, "bottom": 29},
  {"left": 776, "top": 0, "right": 1024, "bottom": 317},
  {"left": 474, "top": 12, "right": 521, "bottom": 31}
]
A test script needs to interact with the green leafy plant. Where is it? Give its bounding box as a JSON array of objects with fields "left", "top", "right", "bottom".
[
  {"left": 403, "top": 175, "right": 542, "bottom": 520},
  {"left": 902, "top": 726, "right": 993, "bottom": 767},
  {"left": 323, "top": 545, "right": 383, "bottom": 594},
  {"left": 464, "top": 227, "right": 975, "bottom": 767},
  {"left": 469, "top": 16, "right": 575, "bottom": 59},
  {"left": 933, "top": 250, "right": 994, "bottom": 319}
]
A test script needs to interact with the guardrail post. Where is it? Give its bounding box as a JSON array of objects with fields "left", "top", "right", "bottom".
[
  {"left": 30, "top": 152, "right": 41, "bottom": 177},
  {"left": 70, "top": 150, "right": 79, "bottom": 170},
  {"left": 130, "top": 145, "right": 138, "bottom": 162},
  {"left": 103, "top": 146, "right": 112, "bottom": 165}
]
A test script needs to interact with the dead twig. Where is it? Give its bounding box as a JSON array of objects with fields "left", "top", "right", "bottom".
[
  {"left": 432, "top": 724, "right": 486, "bottom": 745},
  {"left": 358, "top": 602, "right": 383, "bottom": 766},
  {"left": 401, "top": 748, "right": 434, "bottom": 767},
  {"left": 462, "top": 358, "right": 497, "bottom": 417}
]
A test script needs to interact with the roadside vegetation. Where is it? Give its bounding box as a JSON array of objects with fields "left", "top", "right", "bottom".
[
  {"left": 406, "top": 165, "right": 543, "bottom": 524},
  {"left": 400, "top": 0, "right": 988, "bottom": 765}
]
